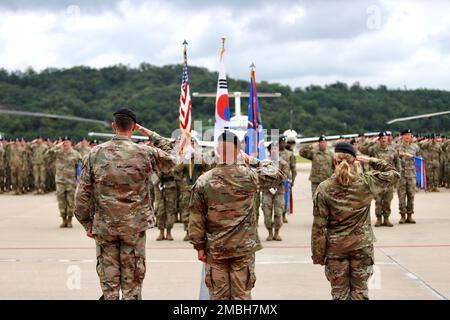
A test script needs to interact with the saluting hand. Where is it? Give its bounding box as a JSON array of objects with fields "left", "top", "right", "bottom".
[{"left": 135, "top": 124, "right": 152, "bottom": 137}]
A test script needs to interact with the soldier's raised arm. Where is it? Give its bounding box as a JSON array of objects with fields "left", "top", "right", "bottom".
[
  {"left": 299, "top": 143, "right": 314, "bottom": 160},
  {"left": 135, "top": 124, "right": 175, "bottom": 153},
  {"left": 311, "top": 189, "right": 329, "bottom": 265},
  {"left": 359, "top": 157, "right": 400, "bottom": 196},
  {"left": 247, "top": 156, "right": 287, "bottom": 191}
]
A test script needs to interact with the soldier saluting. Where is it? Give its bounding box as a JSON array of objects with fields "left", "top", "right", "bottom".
[
  {"left": 189, "top": 131, "right": 286, "bottom": 300},
  {"left": 312, "top": 143, "right": 400, "bottom": 300},
  {"left": 74, "top": 108, "right": 175, "bottom": 300}
]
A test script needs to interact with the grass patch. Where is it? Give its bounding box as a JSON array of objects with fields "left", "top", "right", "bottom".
[{"left": 296, "top": 155, "right": 311, "bottom": 163}]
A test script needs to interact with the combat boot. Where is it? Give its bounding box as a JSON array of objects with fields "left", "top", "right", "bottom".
[
  {"left": 273, "top": 229, "right": 282, "bottom": 241},
  {"left": 166, "top": 228, "right": 174, "bottom": 241},
  {"left": 183, "top": 231, "right": 190, "bottom": 241},
  {"left": 383, "top": 216, "right": 394, "bottom": 227},
  {"left": 266, "top": 229, "right": 274, "bottom": 241},
  {"left": 406, "top": 214, "right": 416, "bottom": 224},
  {"left": 59, "top": 217, "right": 67, "bottom": 228},
  {"left": 283, "top": 215, "right": 288, "bottom": 223},
  {"left": 156, "top": 229, "right": 165, "bottom": 241},
  {"left": 374, "top": 216, "right": 382, "bottom": 227},
  {"left": 399, "top": 214, "right": 406, "bottom": 224},
  {"left": 66, "top": 217, "right": 73, "bottom": 228}
]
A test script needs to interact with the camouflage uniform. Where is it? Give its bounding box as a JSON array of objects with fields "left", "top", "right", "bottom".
[
  {"left": 30, "top": 142, "right": 48, "bottom": 192},
  {"left": 396, "top": 141, "right": 420, "bottom": 222},
  {"left": 45, "top": 142, "right": 56, "bottom": 192},
  {"left": 0, "top": 142, "right": 5, "bottom": 192},
  {"left": 48, "top": 146, "right": 82, "bottom": 220},
  {"left": 419, "top": 140, "right": 442, "bottom": 191},
  {"left": 312, "top": 159, "right": 400, "bottom": 300},
  {"left": 155, "top": 171, "right": 177, "bottom": 230},
  {"left": 361, "top": 143, "right": 401, "bottom": 221},
  {"left": 175, "top": 151, "right": 209, "bottom": 233},
  {"left": 3, "top": 142, "right": 12, "bottom": 192},
  {"left": 443, "top": 140, "right": 450, "bottom": 188},
  {"left": 299, "top": 144, "right": 334, "bottom": 195},
  {"left": 189, "top": 159, "right": 286, "bottom": 300},
  {"left": 74, "top": 144, "right": 91, "bottom": 160},
  {"left": 74, "top": 136, "right": 174, "bottom": 300},
  {"left": 10, "top": 143, "right": 27, "bottom": 194},
  {"left": 261, "top": 157, "right": 289, "bottom": 239},
  {"left": 279, "top": 148, "right": 296, "bottom": 221}
]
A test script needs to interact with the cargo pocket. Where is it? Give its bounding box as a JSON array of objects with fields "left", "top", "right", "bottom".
[
  {"left": 134, "top": 235, "right": 147, "bottom": 282},
  {"left": 96, "top": 245, "right": 105, "bottom": 282},
  {"left": 134, "top": 253, "right": 146, "bottom": 282},
  {"left": 205, "top": 265, "right": 213, "bottom": 290},
  {"left": 246, "top": 265, "right": 256, "bottom": 290}
]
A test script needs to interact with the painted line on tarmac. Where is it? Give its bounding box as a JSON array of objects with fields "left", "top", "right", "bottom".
[
  {"left": 1, "top": 244, "right": 450, "bottom": 250},
  {"left": 378, "top": 248, "right": 448, "bottom": 300},
  {"left": 0, "top": 258, "right": 397, "bottom": 265}
]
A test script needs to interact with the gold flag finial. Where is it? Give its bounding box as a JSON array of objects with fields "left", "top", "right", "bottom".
[
  {"left": 250, "top": 62, "right": 255, "bottom": 70},
  {"left": 221, "top": 36, "right": 226, "bottom": 49}
]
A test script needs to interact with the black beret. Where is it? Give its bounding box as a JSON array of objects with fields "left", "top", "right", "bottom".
[
  {"left": 318, "top": 135, "right": 326, "bottom": 142},
  {"left": 62, "top": 136, "right": 71, "bottom": 141},
  {"left": 279, "top": 135, "right": 287, "bottom": 142},
  {"left": 350, "top": 138, "right": 357, "bottom": 145},
  {"left": 335, "top": 142, "right": 356, "bottom": 158},
  {"left": 401, "top": 129, "right": 412, "bottom": 135},
  {"left": 90, "top": 139, "right": 98, "bottom": 145},
  {"left": 378, "top": 131, "right": 387, "bottom": 137},
  {"left": 113, "top": 108, "right": 137, "bottom": 123}
]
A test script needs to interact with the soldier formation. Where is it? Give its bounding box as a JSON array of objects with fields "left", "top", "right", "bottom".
[{"left": 1, "top": 113, "right": 449, "bottom": 300}]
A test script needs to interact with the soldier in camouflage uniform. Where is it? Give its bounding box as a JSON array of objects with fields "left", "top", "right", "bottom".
[
  {"left": 279, "top": 136, "right": 296, "bottom": 223},
  {"left": 74, "top": 137, "right": 91, "bottom": 159},
  {"left": 3, "top": 140, "right": 12, "bottom": 192},
  {"left": 144, "top": 132, "right": 178, "bottom": 241},
  {"left": 30, "top": 136, "right": 49, "bottom": 194},
  {"left": 442, "top": 138, "right": 450, "bottom": 188},
  {"left": 299, "top": 135, "right": 334, "bottom": 196},
  {"left": 45, "top": 138, "right": 56, "bottom": 192},
  {"left": 175, "top": 138, "right": 210, "bottom": 241},
  {"left": 75, "top": 109, "right": 175, "bottom": 300},
  {"left": 0, "top": 138, "right": 5, "bottom": 193},
  {"left": 262, "top": 142, "right": 289, "bottom": 241},
  {"left": 312, "top": 143, "right": 399, "bottom": 300},
  {"left": 360, "top": 132, "right": 401, "bottom": 227},
  {"left": 10, "top": 138, "right": 27, "bottom": 194},
  {"left": 396, "top": 129, "right": 421, "bottom": 224},
  {"left": 47, "top": 136, "right": 82, "bottom": 228},
  {"left": 189, "top": 131, "right": 286, "bottom": 300},
  {"left": 419, "top": 134, "right": 442, "bottom": 192},
  {"left": 154, "top": 170, "right": 177, "bottom": 240}
]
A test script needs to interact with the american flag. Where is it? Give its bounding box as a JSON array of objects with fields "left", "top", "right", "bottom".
[{"left": 179, "top": 40, "right": 192, "bottom": 156}]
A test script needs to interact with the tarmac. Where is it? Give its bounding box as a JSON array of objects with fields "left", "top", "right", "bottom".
[{"left": 0, "top": 163, "right": 449, "bottom": 300}]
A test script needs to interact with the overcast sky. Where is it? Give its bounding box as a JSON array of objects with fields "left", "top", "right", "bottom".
[{"left": 0, "top": 0, "right": 449, "bottom": 90}]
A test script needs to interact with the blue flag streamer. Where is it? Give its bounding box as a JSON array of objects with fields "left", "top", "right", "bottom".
[{"left": 245, "top": 69, "right": 266, "bottom": 160}]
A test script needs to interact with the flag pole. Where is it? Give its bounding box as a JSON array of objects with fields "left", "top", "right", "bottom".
[{"left": 182, "top": 39, "right": 193, "bottom": 179}]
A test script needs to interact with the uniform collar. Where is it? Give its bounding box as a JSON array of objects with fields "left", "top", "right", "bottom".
[{"left": 113, "top": 135, "right": 132, "bottom": 141}]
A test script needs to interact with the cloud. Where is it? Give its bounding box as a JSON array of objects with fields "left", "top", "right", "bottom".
[{"left": 0, "top": 0, "right": 449, "bottom": 90}]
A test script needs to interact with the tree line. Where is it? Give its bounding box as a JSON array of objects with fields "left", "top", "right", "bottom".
[{"left": 0, "top": 64, "right": 449, "bottom": 141}]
